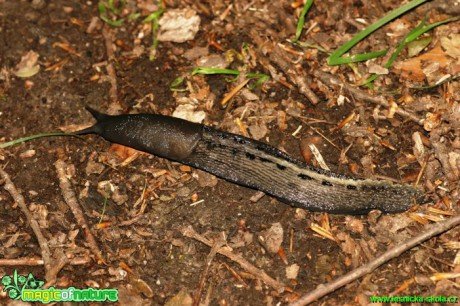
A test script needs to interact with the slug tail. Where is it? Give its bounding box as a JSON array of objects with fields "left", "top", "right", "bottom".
[{"left": 74, "top": 126, "right": 97, "bottom": 135}]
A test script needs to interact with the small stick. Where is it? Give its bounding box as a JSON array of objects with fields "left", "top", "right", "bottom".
[
  {"left": 289, "top": 214, "right": 460, "bottom": 306},
  {"left": 221, "top": 79, "right": 250, "bottom": 106},
  {"left": 193, "top": 234, "right": 226, "bottom": 306},
  {"left": 222, "top": 262, "right": 249, "bottom": 288},
  {"left": 181, "top": 225, "right": 285, "bottom": 292},
  {"left": 0, "top": 168, "right": 54, "bottom": 281},
  {"left": 313, "top": 70, "right": 424, "bottom": 125},
  {"left": 55, "top": 159, "right": 105, "bottom": 264},
  {"left": 0, "top": 257, "right": 91, "bottom": 266},
  {"left": 102, "top": 25, "right": 119, "bottom": 106},
  {"left": 271, "top": 43, "right": 319, "bottom": 105},
  {"left": 249, "top": 29, "right": 319, "bottom": 105}
]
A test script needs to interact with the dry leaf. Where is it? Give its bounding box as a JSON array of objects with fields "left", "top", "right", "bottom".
[
  {"left": 248, "top": 122, "right": 268, "bottom": 140},
  {"left": 407, "top": 36, "right": 432, "bottom": 57},
  {"left": 172, "top": 104, "right": 206, "bottom": 123},
  {"left": 14, "top": 50, "right": 40, "bottom": 78},
  {"left": 259, "top": 222, "right": 284, "bottom": 254},
  {"left": 158, "top": 9, "right": 200, "bottom": 43},
  {"left": 165, "top": 289, "right": 193, "bottom": 306},
  {"left": 441, "top": 34, "right": 460, "bottom": 59},
  {"left": 286, "top": 264, "right": 300, "bottom": 279},
  {"left": 108, "top": 144, "right": 141, "bottom": 161},
  {"left": 395, "top": 46, "right": 451, "bottom": 81}
]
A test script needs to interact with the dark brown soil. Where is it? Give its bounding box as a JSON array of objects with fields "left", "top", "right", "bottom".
[{"left": 0, "top": 0, "right": 459, "bottom": 305}]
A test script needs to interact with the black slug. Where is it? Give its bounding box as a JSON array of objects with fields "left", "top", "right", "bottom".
[{"left": 76, "top": 107, "right": 425, "bottom": 214}]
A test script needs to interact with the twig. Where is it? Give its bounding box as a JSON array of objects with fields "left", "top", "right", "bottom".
[
  {"left": 289, "top": 214, "right": 460, "bottom": 306},
  {"left": 102, "top": 24, "right": 119, "bottom": 108},
  {"left": 193, "top": 234, "right": 226, "bottom": 306},
  {"left": 313, "top": 70, "right": 424, "bottom": 125},
  {"left": 222, "top": 262, "right": 249, "bottom": 288},
  {"left": 271, "top": 43, "right": 319, "bottom": 105},
  {"left": 0, "top": 168, "right": 54, "bottom": 281},
  {"left": 180, "top": 225, "right": 285, "bottom": 292},
  {"left": 43, "top": 249, "right": 70, "bottom": 288},
  {"left": 250, "top": 30, "right": 319, "bottom": 105},
  {"left": 55, "top": 159, "right": 105, "bottom": 264},
  {"left": 221, "top": 78, "right": 250, "bottom": 106},
  {"left": 0, "top": 256, "right": 91, "bottom": 266},
  {"left": 250, "top": 191, "right": 265, "bottom": 203}
]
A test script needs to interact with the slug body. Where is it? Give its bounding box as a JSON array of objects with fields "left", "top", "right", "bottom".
[{"left": 77, "top": 107, "right": 424, "bottom": 214}]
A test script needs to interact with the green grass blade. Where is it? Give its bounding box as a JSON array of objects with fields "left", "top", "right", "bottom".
[
  {"left": 129, "top": 13, "right": 141, "bottom": 20},
  {"left": 361, "top": 16, "right": 460, "bottom": 87},
  {"left": 98, "top": 0, "right": 125, "bottom": 27},
  {"left": 108, "top": 0, "right": 126, "bottom": 15},
  {"left": 0, "top": 133, "right": 84, "bottom": 149},
  {"left": 328, "top": 0, "right": 428, "bottom": 65},
  {"left": 144, "top": 7, "right": 165, "bottom": 61},
  {"left": 98, "top": 1, "right": 107, "bottom": 14},
  {"left": 99, "top": 185, "right": 110, "bottom": 224},
  {"left": 191, "top": 67, "right": 269, "bottom": 88},
  {"left": 290, "top": 40, "right": 328, "bottom": 53},
  {"left": 329, "top": 50, "right": 389, "bottom": 65},
  {"left": 293, "top": 0, "right": 314, "bottom": 42},
  {"left": 143, "top": 9, "right": 164, "bottom": 23},
  {"left": 247, "top": 73, "right": 270, "bottom": 89},
  {"left": 404, "top": 16, "right": 460, "bottom": 43},
  {"left": 170, "top": 76, "right": 187, "bottom": 92},
  {"left": 100, "top": 15, "right": 124, "bottom": 27},
  {"left": 192, "top": 67, "right": 241, "bottom": 76}
]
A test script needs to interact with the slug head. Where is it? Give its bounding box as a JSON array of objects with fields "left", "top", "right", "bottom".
[{"left": 76, "top": 106, "right": 203, "bottom": 161}]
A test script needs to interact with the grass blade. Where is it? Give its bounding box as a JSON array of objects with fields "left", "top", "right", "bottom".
[
  {"left": 328, "top": 0, "right": 428, "bottom": 65},
  {"left": 361, "top": 16, "right": 460, "bottom": 87},
  {"left": 293, "top": 0, "right": 314, "bottom": 42},
  {"left": 0, "top": 133, "right": 84, "bottom": 149}
]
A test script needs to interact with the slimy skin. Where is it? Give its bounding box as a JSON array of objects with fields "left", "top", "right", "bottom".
[
  {"left": 77, "top": 107, "right": 203, "bottom": 160},
  {"left": 77, "top": 107, "right": 425, "bottom": 214}
]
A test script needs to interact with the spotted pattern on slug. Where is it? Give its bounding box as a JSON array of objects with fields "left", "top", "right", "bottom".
[
  {"left": 298, "top": 174, "right": 312, "bottom": 180},
  {"left": 232, "top": 136, "right": 247, "bottom": 145},
  {"left": 185, "top": 127, "right": 425, "bottom": 214},
  {"left": 246, "top": 152, "right": 256, "bottom": 160}
]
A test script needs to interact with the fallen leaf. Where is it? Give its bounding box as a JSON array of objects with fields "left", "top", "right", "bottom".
[
  {"left": 286, "top": 264, "right": 300, "bottom": 279},
  {"left": 441, "top": 33, "right": 460, "bottom": 59},
  {"left": 259, "top": 222, "right": 284, "bottom": 254},
  {"left": 14, "top": 50, "right": 40, "bottom": 78},
  {"left": 165, "top": 289, "right": 193, "bottom": 306},
  {"left": 172, "top": 104, "right": 206, "bottom": 123},
  {"left": 407, "top": 36, "right": 432, "bottom": 58},
  {"left": 158, "top": 8, "right": 201, "bottom": 43},
  {"left": 395, "top": 46, "right": 451, "bottom": 81}
]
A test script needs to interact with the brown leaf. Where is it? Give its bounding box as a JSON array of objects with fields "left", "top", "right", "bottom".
[
  {"left": 259, "top": 222, "right": 284, "bottom": 254},
  {"left": 395, "top": 46, "right": 451, "bottom": 81}
]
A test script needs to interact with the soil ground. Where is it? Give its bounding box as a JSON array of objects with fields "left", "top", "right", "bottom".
[{"left": 0, "top": 0, "right": 459, "bottom": 305}]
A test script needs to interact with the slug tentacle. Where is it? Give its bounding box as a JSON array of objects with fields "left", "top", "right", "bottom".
[
  {"left": 74, "top": 107, "right": 109, "bottom": 135},
  {"left": 76, "top": 107, "right": 426, "bottom": 214},
  {"left": 86, "top": 106, "right": 110, "bottom": 121}
]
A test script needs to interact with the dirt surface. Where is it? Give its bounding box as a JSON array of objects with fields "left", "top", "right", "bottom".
[{"left": 0, "top": 0, "right": 459, "bottom": 305}]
